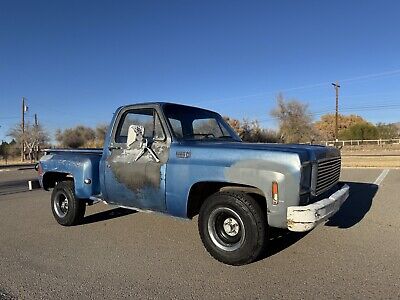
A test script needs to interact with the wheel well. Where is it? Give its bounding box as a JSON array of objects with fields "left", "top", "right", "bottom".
[
  {"left": 42, "top": 172, "right": 73, "bottom": 190},
  {"left": 187, "top": 182, "right": 267, "bottom": 219}
]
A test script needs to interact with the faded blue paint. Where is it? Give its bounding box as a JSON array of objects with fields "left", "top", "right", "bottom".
[
  {"left": 39, "top": 102, "right": 341, "bottom": 230},
  {"left": 39, "top": 150, "right": 102, "bottom": 199},
  {"left": 99, "top": 106, "right": 122, "bottom": 200},
  {"left": 165, "top": 141, "right": 305, "bottom": 228}
]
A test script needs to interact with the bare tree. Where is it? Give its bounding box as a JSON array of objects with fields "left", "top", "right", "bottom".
[
  {"left": 7, "top": 123, "right": 49, "bottom": 161},
  {"left": 247, "top": 120, "right": 280, "bottom": 143},
  {"left": 270, "top": 93, "right": 315, "bottom": 143},
  {"left": 224, "top": 117, "right": 241, "bottom": 135},
  {"left": 376, "top": 123, "right": 399, "bottom": 139}
]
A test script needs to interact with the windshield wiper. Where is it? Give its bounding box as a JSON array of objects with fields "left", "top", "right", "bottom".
[
  {"left": 183, "top": 133, "right": 215, "bottom": 139},
  {"left": 182, "top": 133, "right": 236, "bottom": 141},
  {"left": 217, "top": 135, "right": 235, "bottom": 139}
]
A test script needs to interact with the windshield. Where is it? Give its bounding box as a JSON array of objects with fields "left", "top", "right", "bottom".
[{"left": 163, "top": 104, "right": 241, "bottom": 142}]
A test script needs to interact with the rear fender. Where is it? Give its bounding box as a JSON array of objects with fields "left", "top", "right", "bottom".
[{"left": 39, "top": 153, "right": 100, "bottom": 199}]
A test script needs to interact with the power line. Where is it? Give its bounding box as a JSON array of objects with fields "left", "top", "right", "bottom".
[
  {"left": 195, "top": 67, "right": 400, "bottom": 105},
  {"left": 239, "top": 98, "right": 400, "bottom": 123},
  {"left": 255, "top": 103, "right": 400, "bottom": 124},
  {"left": 340, "top": 69, "right": 400, "bottom": 83}
]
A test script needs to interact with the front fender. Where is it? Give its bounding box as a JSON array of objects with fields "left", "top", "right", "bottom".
[
  {"left": 224, "top": 159, "right": 301, "bottom": 228},
  {"left": 165, "top": 144, "right": 302, "bottom": 229}
]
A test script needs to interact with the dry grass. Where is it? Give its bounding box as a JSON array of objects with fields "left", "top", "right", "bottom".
[
  {"left": 342, "top": 156, "right": 400, "bottom": 168},
  {"left": 341, "top": 144, "right": 400, "bottom": 168},
  {"left": 340, "top": 143, "right": 400, "bottom": 153}
]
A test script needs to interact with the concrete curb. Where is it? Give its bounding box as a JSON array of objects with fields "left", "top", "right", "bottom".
[{"left": 0, "top": 163, "right": 36, "bottom": 170}]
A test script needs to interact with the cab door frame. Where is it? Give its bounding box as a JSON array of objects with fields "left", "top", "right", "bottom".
[{"left": 102, "top": 103, "right": 172, "bottom": 211}]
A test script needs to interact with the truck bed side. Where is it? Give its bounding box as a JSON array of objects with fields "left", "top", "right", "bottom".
[{"left": 39, "top": 149, "right": 103, "bottom": 199}]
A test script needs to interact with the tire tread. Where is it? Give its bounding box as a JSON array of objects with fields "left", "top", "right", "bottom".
[
  {"left": 51, "top": 180, "right": 86, "bottom": 226},
  {"left": 198, "top": 191, "right": 267, "bottom": 265}
]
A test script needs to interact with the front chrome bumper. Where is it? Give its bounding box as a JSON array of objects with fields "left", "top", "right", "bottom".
[{"left": 287, "top": 184, "right": 350, "bottom": 232}]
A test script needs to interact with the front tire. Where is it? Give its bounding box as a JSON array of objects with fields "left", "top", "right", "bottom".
[
  {"left": 51, "top": 181, "right": 86, "bottom": 226},
  {"left": 198, "top": 191, "right": 267, "bottom": 265}
]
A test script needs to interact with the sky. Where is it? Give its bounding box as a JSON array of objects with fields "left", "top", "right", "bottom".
[{"left": 1, "top": 0, "right": 400, "bottom": 142}]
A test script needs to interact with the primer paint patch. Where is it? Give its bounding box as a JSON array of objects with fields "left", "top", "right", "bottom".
[{"left": 107, "top": 142, "right": 168, "bottom": 192}]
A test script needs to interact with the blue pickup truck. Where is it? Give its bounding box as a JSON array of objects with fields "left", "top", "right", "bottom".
[{"left": 38, "top": 102, "right": 349, "bottom": 265}]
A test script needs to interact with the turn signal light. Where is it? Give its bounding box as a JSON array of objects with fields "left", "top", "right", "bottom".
[{"left": 272, "top": 181, "right": 279, "bottom": 205}]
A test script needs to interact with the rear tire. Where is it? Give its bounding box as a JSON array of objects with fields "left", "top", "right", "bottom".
[
  {"left": 198, "top": 191, "right": 267, "bottom": 265},
  {"left": 51, "top": 181, "right": 86, "bottom": 226}
]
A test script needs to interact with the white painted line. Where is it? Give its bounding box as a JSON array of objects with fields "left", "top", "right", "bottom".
[{"left": 374, "top": 169, "right": 390, "bottom": 186}]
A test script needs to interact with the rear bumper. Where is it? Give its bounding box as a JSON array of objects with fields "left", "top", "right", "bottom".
[{"left": 287, "top": 184, "right": 350, "bottom": 232}]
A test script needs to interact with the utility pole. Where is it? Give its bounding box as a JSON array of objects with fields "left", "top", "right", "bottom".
[
  {"left": 34, "top": 113, "right": 39, "bottom": 161},
  {"left": 21, "top": 97, "right": 25, "bottom": 161},
  {"left": 331, "top": 82, "right": 340, "bottom": 142}
]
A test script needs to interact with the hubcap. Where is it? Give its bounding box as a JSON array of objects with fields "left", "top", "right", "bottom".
[
  {"left": 207, "top": 207, "right": 245, "bottom": 252},
  {"left": 223, "top": 218, "right": 240, "bottom": 236},
  {"left": 54, "top": 192, "right": 69, "bottom": 218}
]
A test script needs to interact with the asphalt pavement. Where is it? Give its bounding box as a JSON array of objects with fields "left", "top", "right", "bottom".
[
  {"left": 0, "top": 168, "right": 37, "bottom": 196},
  {"left": 0, "top": 168, "right": 399, "bottom": 299}
]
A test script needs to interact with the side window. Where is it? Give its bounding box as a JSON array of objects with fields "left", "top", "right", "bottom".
[
  {"left": 115, "top": 108, "right": 165, "bottom": 144},
  {"left": 169, "top": 118, "right": 183, "bottom": 138},
  {"left": 192, "top": 118, "right": 224, "bottom": 137},
  {"left": 154, "top": 113, "right": 165, "bottom": 140}
]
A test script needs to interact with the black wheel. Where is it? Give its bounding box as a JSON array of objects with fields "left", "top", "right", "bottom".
[
  {"left": 51, "top": 181, "right": 86, "bottom": 226},
  {"left": 198, "top": 191, "right": 267, "bottom": 265}
]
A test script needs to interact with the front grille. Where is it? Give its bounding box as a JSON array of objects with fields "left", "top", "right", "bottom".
[{"left": 314, "top": 156, "right": 341, "bottom": 196}]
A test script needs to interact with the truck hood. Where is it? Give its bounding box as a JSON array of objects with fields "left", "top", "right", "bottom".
[{"left": 182, "top": 141, "right": 340, "bottom": 163}]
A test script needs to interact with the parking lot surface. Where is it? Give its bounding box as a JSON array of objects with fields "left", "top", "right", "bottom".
[{"left": 0, "top": 168, "right": 399, "bottom": 299}]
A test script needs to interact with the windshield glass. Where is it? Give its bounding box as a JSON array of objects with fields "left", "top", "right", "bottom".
[{"left": 163, "top": 104, "right": 241, "bottom": 141}]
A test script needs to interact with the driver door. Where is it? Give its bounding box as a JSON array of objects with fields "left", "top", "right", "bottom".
[{"left": 103, "top": 106, "right": 169, "bottom": 211}]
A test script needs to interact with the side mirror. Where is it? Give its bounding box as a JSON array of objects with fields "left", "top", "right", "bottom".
[{"left": 127, "top": 125, "right": 145, "bottom": 149}]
